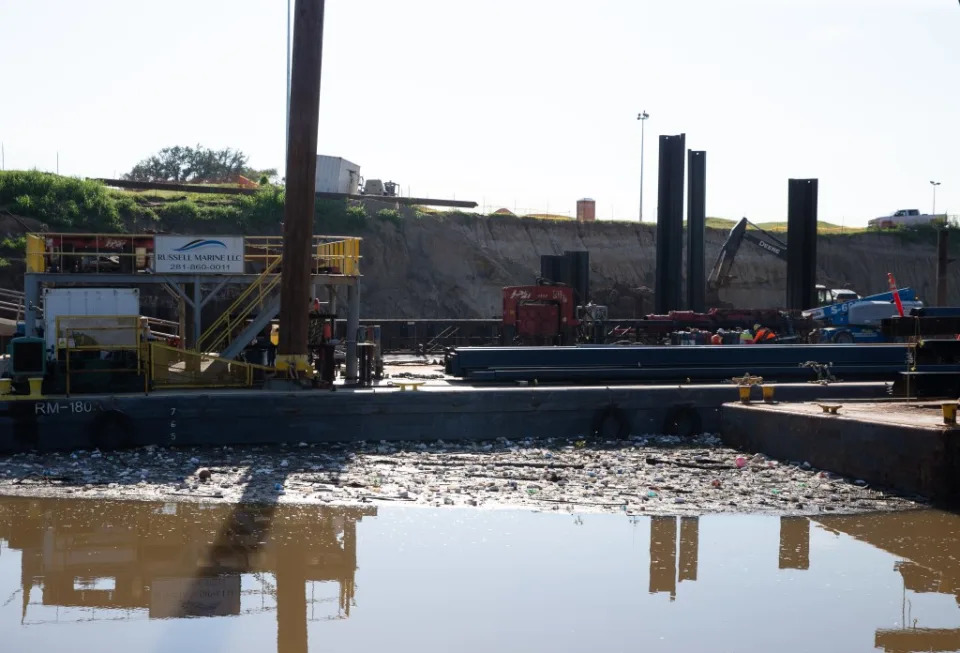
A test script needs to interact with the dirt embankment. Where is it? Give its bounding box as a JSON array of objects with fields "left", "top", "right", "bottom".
[
  {"left": 357, "top": 215, "right": 955, "bottom": 318},
  {"left": 0, "top": 211, "right": 952, "bottom": 320}
]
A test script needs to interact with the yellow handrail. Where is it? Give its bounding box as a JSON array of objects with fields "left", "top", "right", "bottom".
[
  {"left": 196, "top": 256, "right": 281, "bottom": 353},
  {"left": 149, "top": 342, "right": 275, "bottom": 389},
  {"left": 27, "top": 232, "right": 362, "bottom": 277}
]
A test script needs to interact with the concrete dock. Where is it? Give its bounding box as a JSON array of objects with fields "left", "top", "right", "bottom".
[{"left": 722, "top": 400, "right": 960, "bottom": 503}]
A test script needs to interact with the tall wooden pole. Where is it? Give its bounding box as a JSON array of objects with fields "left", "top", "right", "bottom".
[{"left": 277, "top": 0, "right": 324, "bottom": 371}]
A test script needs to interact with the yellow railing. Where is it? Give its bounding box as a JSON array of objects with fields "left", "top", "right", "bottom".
[
  {"left": 244, "top": 235, "right": 362, "bottom": 275},
  {"left": 57, "top": 314, "right": 147, "bottom": 395},
  {"left": 25, "top": 234, "right": 45, "bottom": 273},
  {"left": 195, "top": 256, "right": 281, "bottom": 354},
  {"left": 149, "top": 343, "right": 274, "bottom": 389},
  {"left": 27, "top": 233, "right": 154, "bottom": 274},
  {"left": 26, "top": 232, "right": 362, "bottom": 276},
  {"left": 316, "top": 237, "right": 361, "bottom": 276}
]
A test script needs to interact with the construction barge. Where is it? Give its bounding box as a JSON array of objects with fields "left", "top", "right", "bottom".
[{"left": 2, "top": 229, "right": 960, "bottom": 496}]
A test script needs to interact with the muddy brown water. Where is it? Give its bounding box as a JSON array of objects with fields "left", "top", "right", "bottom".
[{"left": 0, "top": 497, "right": 958, "bottom": 653}]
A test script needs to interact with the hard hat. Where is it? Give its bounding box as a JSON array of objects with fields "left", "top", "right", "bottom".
[{"left": 753, "top": 323, "right": 761, "bottom": 331}]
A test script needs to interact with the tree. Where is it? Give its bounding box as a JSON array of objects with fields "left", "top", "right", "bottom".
[{"left": 124, "top": 145, "right": 255, "bottom": 184}]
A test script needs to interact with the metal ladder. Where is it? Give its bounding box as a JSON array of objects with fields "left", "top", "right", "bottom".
[{"left": 196, "top": 257, "right": 281, "bottom": 356}]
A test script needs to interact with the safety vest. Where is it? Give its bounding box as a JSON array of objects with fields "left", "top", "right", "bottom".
[{"left": 754, "top": 327, "right": 776, "bottom": 343}]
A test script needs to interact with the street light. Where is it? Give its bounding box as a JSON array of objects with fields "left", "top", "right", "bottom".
[
  {"left": 637, "top": 111, "right": 650, "bottom": 221},
  {"left": 931, "top": 181, "right": 941, "bottom": 216}
]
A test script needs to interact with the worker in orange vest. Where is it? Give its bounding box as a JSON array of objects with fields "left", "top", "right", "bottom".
[
  {"left": 752, "top": 323, "right": 777, "bottom": 344},
  {"left": 710, "top": 331, "right": 723, "bottom": 345}
]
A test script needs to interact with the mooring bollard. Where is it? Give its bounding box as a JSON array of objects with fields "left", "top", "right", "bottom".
[
  {"left": 738, "top": 386, "right": 751, "bottom": 403},
  {"left": 0, "top": 378, "right": 11, "bottom": 395},
  {"left": 27, "top": 377, "right": 43, "bottom": 398},
  {"left": 762, "top": 385, "right": 775, "bottom": 403},
  {"left": 942, "top": 402, "right": 957, "bottom": 426}
]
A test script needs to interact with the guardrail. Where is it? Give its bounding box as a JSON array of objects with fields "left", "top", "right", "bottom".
[
  {"left": 0, "top": 288, "right": 26, "bottom": 322},
  {"left": 244, "top": 235, "right": 362, "bottom": 276},
  {"left": 150, "top": 343, "right": 275, "bottom": 389},
  {"left": 25, "top": 233, "right": 362, "bottom": 277},
  {"left": 57, "top": 314, "right": 147, "bottom": 395},
  {"left": 0, "top": 286, "right": 180, "bottom": 340}
]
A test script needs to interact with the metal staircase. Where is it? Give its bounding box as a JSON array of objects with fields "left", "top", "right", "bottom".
[{"left": 196, "top": 257, "right": 281, "bottom": 358}]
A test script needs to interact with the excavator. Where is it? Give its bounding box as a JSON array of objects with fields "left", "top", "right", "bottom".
[{"left": 705, "top": 217, "right": 858, "bottom": 308}]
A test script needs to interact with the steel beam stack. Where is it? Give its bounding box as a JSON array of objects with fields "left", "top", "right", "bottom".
[{"left": 444, "top": 343, "right": 943, "bottom": 383}]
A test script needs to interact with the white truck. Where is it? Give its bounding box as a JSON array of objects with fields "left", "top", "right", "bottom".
[{"left": 868, "top": 209, "right": 941, "bottom": 229}]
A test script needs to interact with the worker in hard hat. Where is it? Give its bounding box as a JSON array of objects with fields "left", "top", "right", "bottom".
[{"left": 752, "top": 323, "right": 777, "bottom": 344}]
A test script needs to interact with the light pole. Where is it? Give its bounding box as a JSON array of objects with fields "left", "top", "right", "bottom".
[
  {"left": 637, "top": 110, "right": 649, "bottom": 221},
  {"left": 930, "top": 180, "right": 941, "bottom": 216}
]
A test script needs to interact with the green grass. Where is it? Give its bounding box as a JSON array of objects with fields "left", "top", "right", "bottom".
[
  {"left": 0, "top": 171, "right": 936, "bottom": 245},
  {"left": 0, "top": 171, "right": 386, "bottom": 235},
  {"left": 704, "top": 216, "right": 866, "bottom": 234},
  {"left": 0, "top": 170, "right": 124, "bottom": 231}
]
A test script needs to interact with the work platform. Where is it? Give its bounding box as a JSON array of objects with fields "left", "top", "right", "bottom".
[{"left": 20, "top": 232, "right": 363, "bottom": 378}]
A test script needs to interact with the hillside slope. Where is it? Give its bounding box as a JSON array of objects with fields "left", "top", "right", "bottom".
[
  {"left": 356, "top": 214, "right": 955, "bottom": 317},
  {"left": 0, "top": 172, "right": 953, "bottom": 319}
]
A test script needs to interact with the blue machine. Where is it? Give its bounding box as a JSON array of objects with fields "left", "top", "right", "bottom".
[{"left": 802, "top": 288, "right": 922, "bottom": 343}]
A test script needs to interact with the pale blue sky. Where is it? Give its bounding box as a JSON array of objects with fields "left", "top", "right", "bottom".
[{"left": 0, "top": 0, "right": 957, "bottom": 225}]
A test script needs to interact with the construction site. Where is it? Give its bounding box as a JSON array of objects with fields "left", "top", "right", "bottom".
[{"left": 2, "top": 0, "right": 960, "bottom": 651}]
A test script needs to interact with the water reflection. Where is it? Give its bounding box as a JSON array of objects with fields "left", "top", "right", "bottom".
[
  {"left": 1, "top": 499, "right": 959, "bottom": 652},
  {"left": 648, "top": 516, "right": 699, "bottom": 599},
  {"left": 814, "top": 512, "right": 960, "bottom": 653},
  {"left": 0, "top": 497, "right": 374, "bottom": 653}
]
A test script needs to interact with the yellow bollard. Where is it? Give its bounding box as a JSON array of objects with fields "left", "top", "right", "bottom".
[
  {"left": 738, "top": 385, "right": 751, "bottom": 403},
  {"left": 27, "top": 377, "right": 44, "bottom": 398},
  {"left": 762, "top": 385, "right": 775, "bottom": 403},
  {"left": 0, "top": 379, "right": 11, "bottom": 395},
  {"left": 942, "top": 402, "right": 958, "bottom": 426}
]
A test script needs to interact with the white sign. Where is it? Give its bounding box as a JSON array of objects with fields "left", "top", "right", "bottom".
[
  {"left": 154, "top": 235, "right": 244, "bottom": 274},
  {"left": 150, "top": 576, "right": 241, "bottom": 618}
]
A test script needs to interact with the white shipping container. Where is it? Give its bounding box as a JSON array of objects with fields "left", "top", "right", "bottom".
[
  {"left": 42, "top": 288, "right": 140, "bottom": 353},
  {"left": 315, "top": 155, "right": 360, "bottom": 194}
]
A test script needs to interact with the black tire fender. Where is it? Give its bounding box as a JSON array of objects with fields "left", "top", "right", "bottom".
[
  {"left": 662, "top": 405, "right": 703, "bottom": 438},
  {"left": 592, "top": 404, "right": 631, "bottom": 440},
  {"left": 89, "top": 409, "right": 135, "bottom": 451}
]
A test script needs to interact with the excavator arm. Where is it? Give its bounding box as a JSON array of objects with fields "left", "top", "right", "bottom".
[{"left": 706, "top": 218, "right": 788, "bottom": 305}]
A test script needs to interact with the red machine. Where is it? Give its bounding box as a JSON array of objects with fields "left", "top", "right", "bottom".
[
  {"left": 43, "top": 234, "right": 155, "bottom": 273},
  {"left": 502, "top": 285, "right": 579, "bottom": 345}
]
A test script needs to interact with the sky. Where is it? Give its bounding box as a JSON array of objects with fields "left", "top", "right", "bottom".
[{"left": 0, "top": 0, "right": 957, "bottom": 225}]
